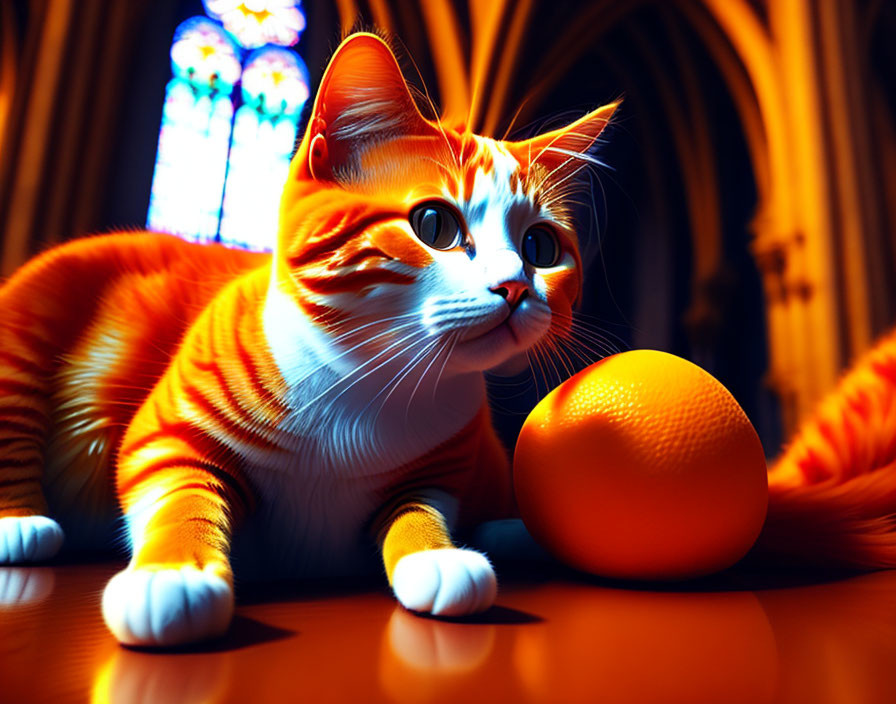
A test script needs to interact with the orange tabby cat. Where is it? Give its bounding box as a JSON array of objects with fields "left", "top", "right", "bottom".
[
  {"left": 759, "top": 325, "right": 896, "bottom": 568},
  {"left": 0, "top": 33, "right": 617, "bottom": 645}
]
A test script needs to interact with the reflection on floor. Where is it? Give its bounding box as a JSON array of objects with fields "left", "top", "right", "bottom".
[{"left": 1, "top": 561, "right": 895, "bottom": 703}]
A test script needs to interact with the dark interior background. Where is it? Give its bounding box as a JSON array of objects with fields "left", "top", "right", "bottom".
[
  {"left": 92, "top": 0, "right": 773, "bottom": 452},
  {"left": 3, "top": 0, "right": 895, "bottom": 457}
]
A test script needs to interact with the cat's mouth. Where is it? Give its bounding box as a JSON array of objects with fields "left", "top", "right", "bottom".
[
  {"left": 458, "top": 309, "right": 514, "bottom": 344},
  {"left": 456, "top": 309, "right": 533, "bottom": 358},
  {"left": 448, "top": 314, "right": 528, "bottom": 373},
  {"left": 444, "top": 300, "right": 549, "bottom": 372},
  {"left": 472, "top": 317, "right": 519, "bottom": 344}
]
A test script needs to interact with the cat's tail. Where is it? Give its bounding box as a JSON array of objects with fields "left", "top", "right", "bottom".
[{"left": 751, "top": 327, "right": 896, "bottom": 569}]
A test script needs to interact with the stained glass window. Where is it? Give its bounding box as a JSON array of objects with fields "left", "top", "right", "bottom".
[
  {"left": 203, "top": 0, "right": 306, "bottom": 49},
  {"left": 146, "top": 2, "right": 309, "bottom": 251},
  {"left": 219, "top": 48, "right": 309, "bottom": 250}
]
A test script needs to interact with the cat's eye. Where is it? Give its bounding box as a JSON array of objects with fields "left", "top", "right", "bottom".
[
  {"left": 522, "top": 226, "right": 559, "bottom": 268},
  {"left": 410, "top": 203, "right": 463, "bottom": 250}
]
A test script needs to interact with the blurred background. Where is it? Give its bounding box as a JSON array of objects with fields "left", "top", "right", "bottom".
[{"left": 0, "top": 0, "right": 894, "bottom": 456}]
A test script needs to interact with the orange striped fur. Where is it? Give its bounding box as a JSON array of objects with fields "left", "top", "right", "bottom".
[
  {"left": 0, "top": 33, "right": 617, "bottom": 644},
  {"left": 0, "top": 234, "right": 265, "bottom": 529},
  {"left": 756, "top": 326, "right": 896, "bottom": 568}
]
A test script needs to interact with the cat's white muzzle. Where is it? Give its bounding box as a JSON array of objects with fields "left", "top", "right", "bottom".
[{"left": 447, "top": 296, "right": 551, "bottom": 372}]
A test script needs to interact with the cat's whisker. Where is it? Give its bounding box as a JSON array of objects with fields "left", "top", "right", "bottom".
[
  {"left": 325, "top": 313, "right": 419, "bottom": 344},
  {"left": 295, "top": 327, "right": 427, "bottom": 415},
  {"left": 436, "top": 118, "right": 463, "bottom": 172},
  {"left": 548, "top": 333, "right": 578, "bottom": 380},
  {"left": 365, "top": 336, "right": 442, "bottom": 426},
  {"left": 500, "top": 95, "right": 534, "bottom": 142},
  {"left": 296, "top": 312, "right": 419, "bottom": 354},
  {"left": 581, "top": 168, "right": 625, "bottom": 320},
  {"left": 549, "top": 311, "right": 628, "bottom": 352},
  {"left": 538, "top": 160, "right": 598, "bottom": 205},
  {"left": 420, "top": 156, "right": 460, "bottom": 183},
  {"left": 396, "top": 44, "right": 462, "bottom": 171},
  {"left": 525, "top": 349, "right": 542, "bottom": 399},
  {"left": 285, "top": 320, "right": 422, "bottom": 394},
  {"left": 547, "top": 335, "right": 575, "bottom": 378},
  {"left": 536, "top": 156, "right": 583, "bottom": 198},
  {"left": 321, "top": 325, "right": 430, "bottom": 399},
  {"left": 574, "top": 342, "right": 610, "bottom": 367},
  {"left": 552, "top": 308, "right": 631, "bottom": 345},
  {"left": 537, "top": 147, "right": 614, "bottom": 213},
  {"left": 566, "top": 324, "right": 622, "bottom": 355},
  {"left": 555, "top": 335, "right": 600, "bottom": 370},
  {"left": 484, "top": 371, "right": 535, "bottom": 388},
  {"left": 486, "top": 386, "right": 537, "bottom": 416},
  {"left": 430, "top": 331, "right": 461, "bottom": 404},
  {"left": 558, "top": 328, "right": 618, "bottom": 358},
  {"left": 537, "top": 336, "right": 566, "bottom": 388},
  {"left": 529, "top": 326, "right": 612, "bottom": 392},
  {"left": 529, "top": 342, "right": 549, "bottom": 393},
  {"left": 558, "top": 330, "right": 616, "bottom": 362},
  {"left": 548, "top": 342, "right": 571, "bottom": 386},
  {"left": 529, "top": 125, "right": 577, "bottom": 174},
  {"left": 539, "top": 340, "right": 563, "bottom": 389},
  {"left": 404, "top": 332, "right": 457, "bottom": 423},
  {"left": 556, "top": 335, "right": 603, "bottom": 373},
  {"left": 527, "top": 342, "right": 552, "bottom": 398},
  {"left": 542, "top": 145, "right": 614, "bottom": 172},
  {"left": 532, "top": 138, "right": 607, "bottom": 195},
  {"left": 583, "top": 167, "right": 607, "bottom": 253},
  {"left": 485, "top": 374, "right": 536, "bottom": 399}
]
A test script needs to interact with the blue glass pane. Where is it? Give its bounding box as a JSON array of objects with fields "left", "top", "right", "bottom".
[
  {"left": 170, "top": 16, "right": 242, "bottom": 93},
  {"left": 218, "top": 106, "right": 298, "bottom": 251},
  {"left": 146, "top": 79, "right": 235, "bottom": 242},
  {"left": 241, "top": 46, "right": 309, "bottom": 115},
  {"left": 147, "top": 17, "right": 309, "bottom": 251}
]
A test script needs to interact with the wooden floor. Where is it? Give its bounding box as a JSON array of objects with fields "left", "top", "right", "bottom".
[{"left": 1, "top": 560, "right": 895, "bottom": 703}]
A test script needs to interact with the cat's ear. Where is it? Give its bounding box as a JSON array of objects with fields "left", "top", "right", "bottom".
[
  {"left": 506, "top": 101, "right": 620, "bottom": 183},
  {"left": 295, "top": 32, "right": 433, "bottom": 181}
]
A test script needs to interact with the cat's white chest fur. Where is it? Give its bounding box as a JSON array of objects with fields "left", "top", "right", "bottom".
[{"left": 229, "top": 285, "right": 482, "bottom": 576}]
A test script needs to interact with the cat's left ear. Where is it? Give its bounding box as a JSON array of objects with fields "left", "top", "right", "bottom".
[
  {"left": 506, "top": 101, "right": 620, "bottom": 182},
  {"left": 294, "top": 32, "right": 434, "bottom": 182}
]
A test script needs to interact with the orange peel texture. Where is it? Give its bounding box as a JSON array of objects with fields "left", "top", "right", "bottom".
[{"left": 514, "top": 350, "right": 768, "bottom": 580}]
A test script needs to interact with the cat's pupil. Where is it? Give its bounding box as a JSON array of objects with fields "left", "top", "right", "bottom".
[
  {"left": 522, "top": 227, "right": 558, "bottom": 268},
  {"left": 410, "top": 203, "right": 461, "bottom": 250}
]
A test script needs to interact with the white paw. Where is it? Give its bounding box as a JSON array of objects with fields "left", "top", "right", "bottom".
[
  {"left": 0, "top": 567, "right": 55, "bottom": 606},
  {"left": 392, "top": 549, "right": 497, "bottom": 617},
  {"left": 0, "top": 516, "right": 64, "bottom": 564},
  {"left": 102, "top": 565, "right": 233, "bottom": 647}
]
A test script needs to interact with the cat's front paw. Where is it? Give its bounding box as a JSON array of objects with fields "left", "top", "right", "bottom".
[
  {"left": 0, "top": 567, "right": 55, "bottom": 606},
  {"left": 0, "top": 516, "right": 64, "bottom": 564},
  {"left": 102, "top": 565, "right": 233, "bottom": 647},
  {"left": 391, "top": 548, "right": 497, "bottom": 617}
]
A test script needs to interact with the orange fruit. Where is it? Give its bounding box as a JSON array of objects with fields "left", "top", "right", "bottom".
[{"left": 513, "top": 350, "right": 768, "bottom": 580}]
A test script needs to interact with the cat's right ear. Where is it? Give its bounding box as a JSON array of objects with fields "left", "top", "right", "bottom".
[{"left": 293, "top": 33, "right": 433, "bottom": 182}]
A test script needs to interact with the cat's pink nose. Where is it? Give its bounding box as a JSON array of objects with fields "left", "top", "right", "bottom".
[{"left": 491, "top": 281, "right": 529, "bottom": 310}]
